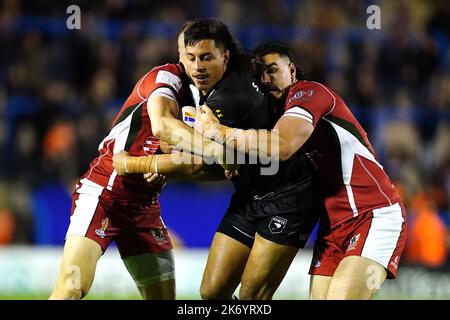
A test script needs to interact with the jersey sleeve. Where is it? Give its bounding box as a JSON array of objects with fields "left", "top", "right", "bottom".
[
  {"left": 283, "top": 82, "right": 336, "bottom": 127},
  {"left": 137, "top": 64, "right": 184, "bottom": 103}
]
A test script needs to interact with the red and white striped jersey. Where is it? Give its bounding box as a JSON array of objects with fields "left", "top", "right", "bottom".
[
  {"left": 80, "top": 63, "right": 192, "bottom": 202},
  {"left": 283, "top": 80, "right": 401, "bottom": 228}
]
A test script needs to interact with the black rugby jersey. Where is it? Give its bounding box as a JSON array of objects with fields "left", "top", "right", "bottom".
[{"left": 191, "top": 67, "right": 312, "bottom": 197}]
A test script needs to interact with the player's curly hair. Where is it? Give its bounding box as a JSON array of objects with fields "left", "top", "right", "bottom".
[{"left": 252, "top": 41, "right": 306, "bottom": 80}]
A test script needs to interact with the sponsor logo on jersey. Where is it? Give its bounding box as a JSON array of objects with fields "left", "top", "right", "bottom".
[
  {"left": 95, "top": 217, "right": 109, "bottom": 239},
  {"left": 155, "top": 70, "right": 182, "bottom": 92},
  {"left": 183, "top": 116, "right": 195, "bottom": 125},
  {"left": 150, "top": 228, "right": 168, "bottom": 244},
  {"left": 268, "top": 216, "right": 288, "bottom": 234},
  {"left": 214, "top": 108, "right": 224, "bottom": 119},
  {"left": 183, "top": 110, "right": 195, "bottom": 125},
  {"left": 182, "top": 106, "right": 197, "bottom": 127},
  {"left": 347, "top": 233, "right": 361, "bottom": 251},
  {"left": 288, "top": 89, "right": 314, "bottom": 104},
  {"left": 142, "top": 136, "right": 160, "bottom": 155}
]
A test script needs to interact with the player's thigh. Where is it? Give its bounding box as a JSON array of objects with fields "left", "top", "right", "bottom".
[
  {"left": 201, "top": 232, "right": 251, "bottom": 299},
  {"left": 239, "top": 233, "right": 298, "bottom": 300},
  {"left": 239, "top": 179, "right": 318, "bottom": 300},
  {"left": 326, "top": 203, "right": 405, "bottom": 299},
  {"left": 309, "top": 275, "right": 332, "bottom": 300},
  {"left": 118, "top": 221, "right": 175, "bottom": 300},
  {"left": 327, "top": 255, "right": 387, "bottom": 300},
  {"left": 122, "top": 250, "right": 176, "bottom": 300},
  {"left": 50, "top": 235, "right": 102, "bottom": 299},
  {"left": 308, "top": 231, "right": 342, "bottom": 299}
]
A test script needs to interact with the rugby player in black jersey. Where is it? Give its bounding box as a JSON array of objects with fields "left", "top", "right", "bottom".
[{"left": 114, "top": 18, "right": 319, "bottom": 300}]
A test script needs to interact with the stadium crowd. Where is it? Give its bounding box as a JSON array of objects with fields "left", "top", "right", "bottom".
[{"left": 0, "top": 0, "right": 449, "bottom": 270}]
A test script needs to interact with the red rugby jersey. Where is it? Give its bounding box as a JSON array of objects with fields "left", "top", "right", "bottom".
[
  {"left": 283, "top": 80, "right": 401, "bottom": 227},
  {"left": 81, "top": 63, "right": 191, "bottom": 201}
]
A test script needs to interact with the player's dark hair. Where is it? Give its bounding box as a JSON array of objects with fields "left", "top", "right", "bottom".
[
  {"left": 184, "top": 18, "right": 240, "bottom": 53},
  {"left": 252, "top": 41, "right": 306, "bottom": 80},
  {"left": 183, "top": 18, "right": 251, "bottom": 73},
  {"left": 178, "top": 20, "right": 194, "bottom": 36}
]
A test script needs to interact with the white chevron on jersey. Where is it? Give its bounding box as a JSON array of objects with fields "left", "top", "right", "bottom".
[
  {"left": 324, "top": 118, "right": 387, "bottom": 217},
  {"left": 87, "top": 101, "right": 145, "bottom": 190}
]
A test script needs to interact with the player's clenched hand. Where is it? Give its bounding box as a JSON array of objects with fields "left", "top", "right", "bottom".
[
  {"left": 221, "top": 161, "right": 239, "bottom": 178},
  {"left": 215, "top": 144, "right": 239, "bottom": 177},
  {"left": 194, "top": 104, "right": 221, "bottom": 137},
  {"left": 159, "top": 140, "right": 174, "bottom": 154},
  {"left": 196, "top": 104, "right": 219, "bottom": 124},
  {"left": 143, "top": 172, "right": 166, "bottom": 185},
  {"left": 224, "top": 168, "right": 239, "bottom": 179},
  {"left": 112, "top": 151, "right": 130, "bottom": 176}
]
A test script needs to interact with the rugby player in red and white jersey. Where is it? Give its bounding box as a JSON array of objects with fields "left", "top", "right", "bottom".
[
  {"left": 49, "top": 28, "right": 226, "bottom": 299},
  {"left": 195, "top": 42, "right": 407, "bottom": 299}
]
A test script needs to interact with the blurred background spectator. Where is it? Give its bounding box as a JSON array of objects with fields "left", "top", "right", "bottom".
[{"left": 0, "top": 0, "right": 448, "bottom": 271}]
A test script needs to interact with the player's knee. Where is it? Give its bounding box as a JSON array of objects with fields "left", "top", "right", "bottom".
[
  {"left": 50, "top": 268, "right": 92, "bottom": 300},
  {"left": 49, "top": 287, "right": 85, "bottom": 300},
  {"left": 309, "top": 288, "right": 328, "bottom": 300},
  {"left": 239, "top": 284, "right": 256, "bottom": 300},
  {"left": 199, "top": 282, "right": 218, "bottom": 300},
  {"left": 326, "top": 279, "right": 378, "bottom": 300},
  {"left": 200, "top": 281, "right": 232, "bottom": 300},
  {"left": 239, "top": 286, "right": 258, "bottom": 300},
  {"left": 139, "top": 278, "right": 176, "bottom": 300},
  {"left": 326, "top": 287, "right": 364, "bottom": 300},
  {"left": 239, "top": 281, "right": 270, "bottom": 300}
]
